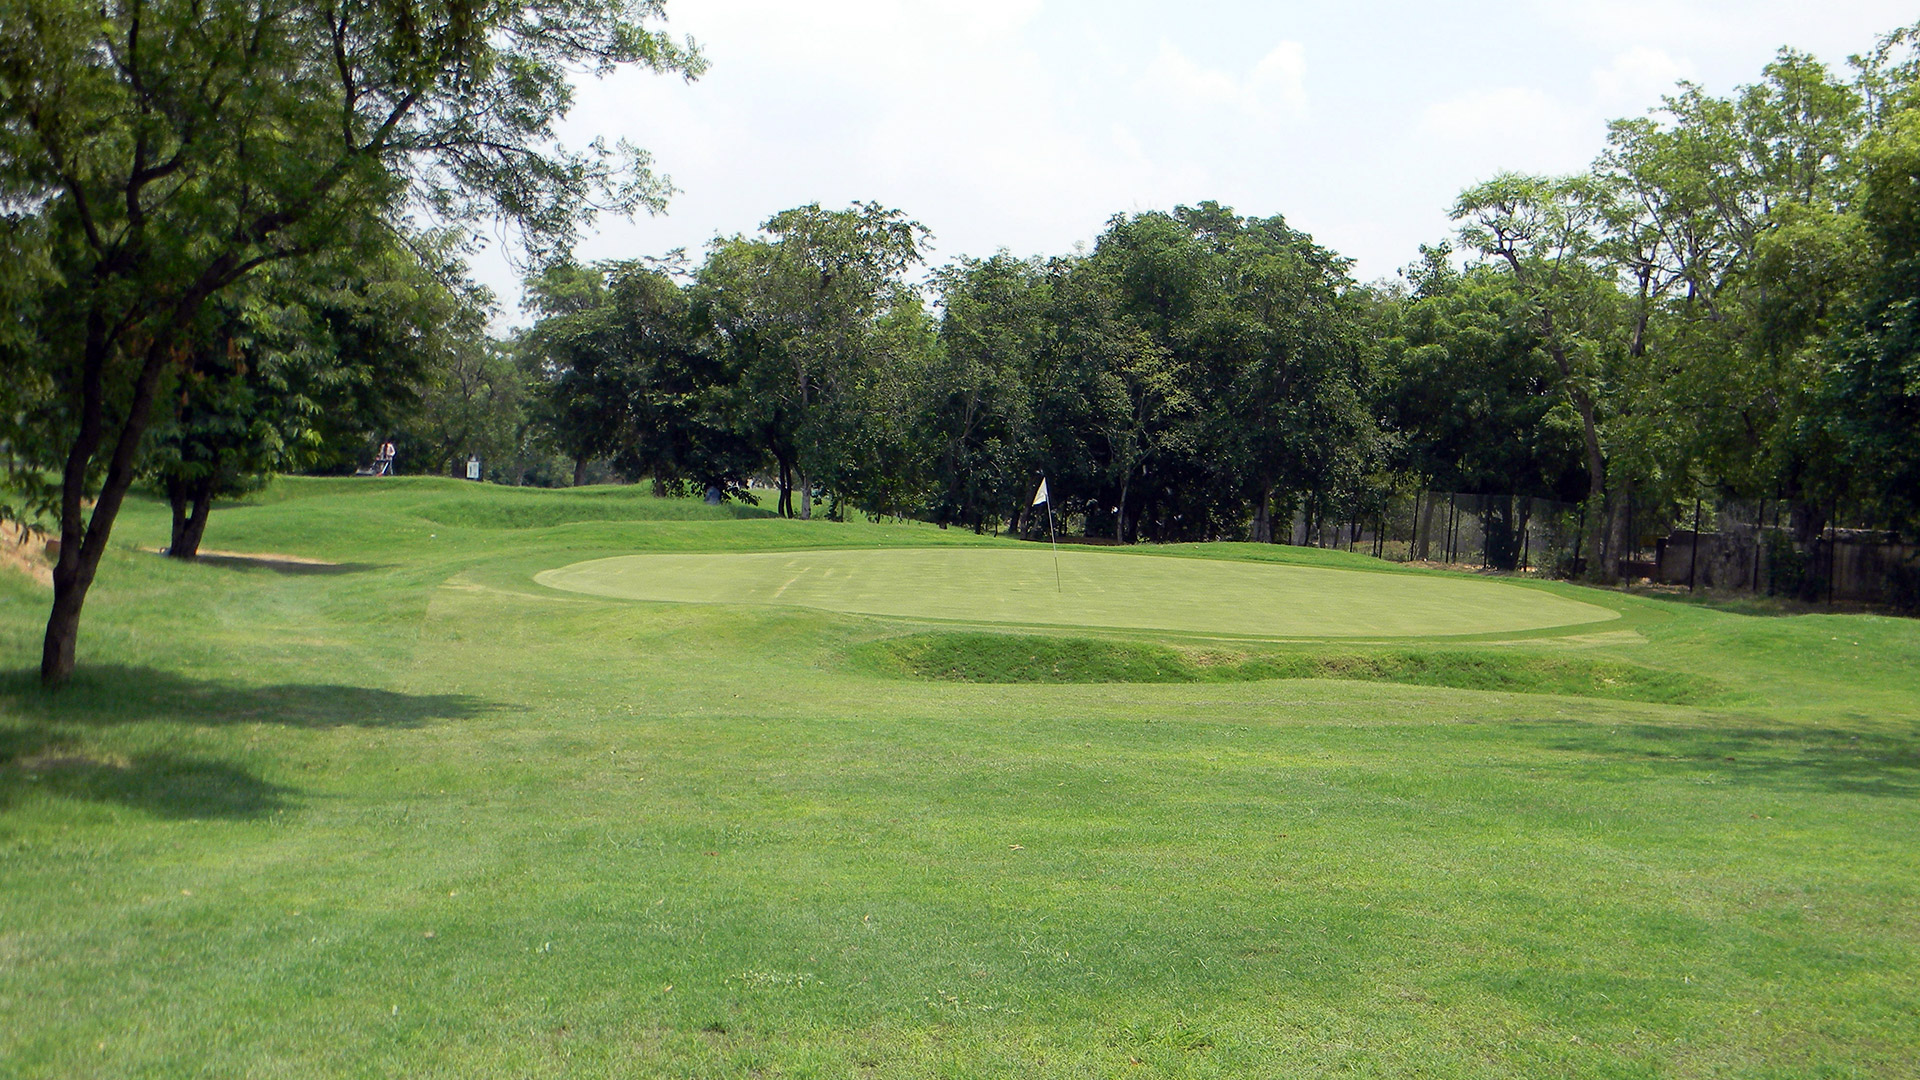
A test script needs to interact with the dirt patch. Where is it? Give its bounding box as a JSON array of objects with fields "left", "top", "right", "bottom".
[
  {"left": 149, "top": 548, "right": 355, "bottom": 574},
  {"left": 195, "top": 548, "right": 339, "bottom": 566},
  {"left": 1, "top": 521, "right": 52, "bottom": 587},
  {"left": 15, "top": 750, "right": 129, "bottom": 773}
]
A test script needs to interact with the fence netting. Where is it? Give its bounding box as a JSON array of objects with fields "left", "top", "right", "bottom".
[{"left": 1281, "top": 492, "right": 1919, "bottom": 610}]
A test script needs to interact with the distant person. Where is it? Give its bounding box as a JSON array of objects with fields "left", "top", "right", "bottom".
[{"left": 378, "top": 441, "right": 395, "bottom": 476}]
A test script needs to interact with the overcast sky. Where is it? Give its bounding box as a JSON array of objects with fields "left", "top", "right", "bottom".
[{"left": 470, "top": 0, "right": 1919, "bottom": 322}]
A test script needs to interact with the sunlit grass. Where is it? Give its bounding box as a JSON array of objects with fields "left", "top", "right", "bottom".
[{"left": 1, "top": 477, "right": 1916, "bottom": 1078}]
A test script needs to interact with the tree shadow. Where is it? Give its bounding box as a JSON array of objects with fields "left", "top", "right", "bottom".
[
  {"left": 0, "top": 666, "right": 504, "bottom": 729},
  {"left": 1532, "top": 721, "right": 1920, "bottom": 799},
  {"left": 188, "top": 553, "right": 383, "bottom": 576},
  {"left": 0, "top": 728, "right": 289, "bottom": 819}
]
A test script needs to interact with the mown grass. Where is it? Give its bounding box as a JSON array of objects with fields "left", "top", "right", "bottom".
[
  {"left": 0, "top": 477, "right": 1917, "bottom": 1078},
  {"left": 852, "top": 631, "right": 1719, "bottom": 704}
]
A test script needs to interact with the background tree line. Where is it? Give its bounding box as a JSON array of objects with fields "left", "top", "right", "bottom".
[{"left": 508, "top": 22, "right": 1920, "bottom": 581}]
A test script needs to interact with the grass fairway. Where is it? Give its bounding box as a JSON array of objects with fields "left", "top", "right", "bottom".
[
  {"left": 536, "top": 548, "right": 1618, "bottom": 637},
  {"left": 3, "top": 477, "right": 1919, "bottom": 1078}
]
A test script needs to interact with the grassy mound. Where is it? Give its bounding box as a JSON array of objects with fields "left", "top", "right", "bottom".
[
  {"left": 854, "top": 631, "right": 1717, "bottom": 704},
  {"left": 855, "top": 630, "right": 1199, "bottom": 683},
  {"left": 540, "top": 546, "right": 1617, "bottom": 637},
  {"left": 407, "top": 490, "right": 773, "bottom": 529}
]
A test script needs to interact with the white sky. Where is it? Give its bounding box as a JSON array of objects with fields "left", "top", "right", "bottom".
[{"left": 470, "top": 0, "right": 1919, "bottom": 322}]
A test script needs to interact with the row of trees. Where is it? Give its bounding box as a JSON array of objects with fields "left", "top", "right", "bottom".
[{"left": 518, "top": 27, "right": 1920, "bottom": 576}]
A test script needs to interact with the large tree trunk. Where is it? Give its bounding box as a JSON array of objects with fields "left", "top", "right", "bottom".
[
  {"left": 798, "top": 469, "right": 811, "bottom": 521},
  {"left": 1558, "top": 350, "right": 1611, "bottom": 583},
  {"left": 44, "top": 333, "right": 172, "bottom": 686},
  {"left": 1249, "top": 482, "right": 1274, "bottom": 543},
  {"left": 572, "top": 457, "right": 588, "bottom": 487},
  {"left": 1115, "top": 465, "right": 1132, "bottom": 543},
  {"left": 166, "top": 476, "right": 215, "bottom": 559}
]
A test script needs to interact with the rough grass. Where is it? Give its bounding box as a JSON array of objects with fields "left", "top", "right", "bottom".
[
  {"left": 1, "top": 477, "right": 1917, "bottom": 1079},
  {"left": 853, "top": 631, "right": 1719, "bottom": 704}
]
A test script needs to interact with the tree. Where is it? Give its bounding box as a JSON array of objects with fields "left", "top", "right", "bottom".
[
  {"left": 1064, "top": 205, "right": 1376, "bottom": 545},
  {"left": 147, "top": 234, "right": 476, "bottom": 556},
  {"left": 401, "top": 336, "right": 531, "bottom": 478},
  {"left": 523, "top": 258, "right": 758, "bottom": 494},
  {"left": 521, "top": 262, "right": 639, "bottom": 485},
  {"left": 926, "top": 254, "right": 1052, "bottom": 532},
  {"left": 0, "top": 0, "right": 701, "bottom": 684},
  {"left": 695, "top": 202, "right": 929, "bottom": 519},
  {"left": 1380, "top": 250, "right": 1588, "bottom": 567},
  {"left": 1453, "top": 174, "right": 1624, "bottom": 576},
  {"left": 1592, "top": 52, "right": 1870, "bottom": 525},
  {"left": 1815, "top": 107, "right": 1920, "bottom": 531}
]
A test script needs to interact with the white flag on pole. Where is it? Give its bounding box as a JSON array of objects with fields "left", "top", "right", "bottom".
[{"left": 1032, "top": 479, "right": 1049, "bottom": 506}]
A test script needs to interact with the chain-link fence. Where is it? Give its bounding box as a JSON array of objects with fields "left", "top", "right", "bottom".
[
  {"left": 1287, "top": 492, "right": 1918, "bottom": 610},
  {"left": 1290, "top": 492, "right": 1584, "bottom": 574}
]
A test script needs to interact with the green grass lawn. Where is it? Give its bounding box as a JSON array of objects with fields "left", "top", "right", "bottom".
[
  {"left": 2, "top": 476, "right": 1918, "bottom": 1078},
  {"left": 535, "top": 547, "right": 1617, "bottom": 638}
]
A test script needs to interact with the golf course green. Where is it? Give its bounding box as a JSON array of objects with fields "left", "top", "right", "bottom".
[
  {"left": 2, "top": 478, "right": 1917, "bottom": 1078},
  {"left": 536, "top": 547, "right": 1619, "bottom": 637}
]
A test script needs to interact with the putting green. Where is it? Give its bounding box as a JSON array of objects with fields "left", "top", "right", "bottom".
[{"left": 535, "top": 547, "right": 1619, "bottom": 638}]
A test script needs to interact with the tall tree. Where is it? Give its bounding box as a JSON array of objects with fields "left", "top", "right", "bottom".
[
  {"left": 695, "top": 202, "right": 929, "bottom": 518},
  {"left": 523, "top": 258, "right": 758, "bottom": 494},
  {"left": 1815, "top": 107, "right": 1920, "bottom": 531},
  {"left": 1453, "top": 174, "right": 1624, "bottom": 576},
  {"left": 926, "top": 253, "right": 1052, "bottom": 532},
  {"left": 1380, "top": 250, "right": 1588, "bottom": 567}
]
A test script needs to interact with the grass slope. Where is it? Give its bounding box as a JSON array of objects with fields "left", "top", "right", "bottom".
[
  {"left": 0, "top": 476, "right": 1916, "bottom": 1078},
  {"left": 851, "top": 631, "right": 1718, "bottom": 704}
]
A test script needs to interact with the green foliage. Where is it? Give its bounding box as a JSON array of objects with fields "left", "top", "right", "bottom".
[
  {"left": 0, "top": 0, "right": 703, "bottom": 680},
  {"left": 695, "top": 202, "right": 934, "bottom": 519},
  {"left": 521, "top": 258, "right": 759, "bottom": 491},
  {"left": 143, "top": 232, "right": 486, "bottom": 554},
  {"left": 1380, "top": 252, "right": 1587, "bottom": 504},
  {"left": 1812, "top": 109, "right": 1920, "bottom": 531}
]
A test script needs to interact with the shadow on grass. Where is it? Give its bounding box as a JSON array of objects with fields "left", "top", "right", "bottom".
[
  {"left": 1535, "top": 721, "right": 1920, "bottom": 799},
  {"left": 0, "top": 728, "right": 289, "bottom": 819},
  {"left": 188, "top": 553, "right": 383, "bottom": 576},
  {"left": 0, "top": 666, "right": 501, "bottom": 729}
]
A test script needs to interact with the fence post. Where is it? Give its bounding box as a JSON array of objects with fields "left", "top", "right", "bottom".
[
  {"left": 1574, "top": 502, "right": 1587, "bottom": 578},
  {"left": 1827, "top": 502, "right": 1838, "bottom": 607},
  {"left": 1688, "top": 496, "right": 1702, "bottom": 591},
  {"left": 1520, "top": 499, "right": 1531, "bottom": 573},
  {"left": 1446, "top": 496, "right": 1456, "bottom": 564}
]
